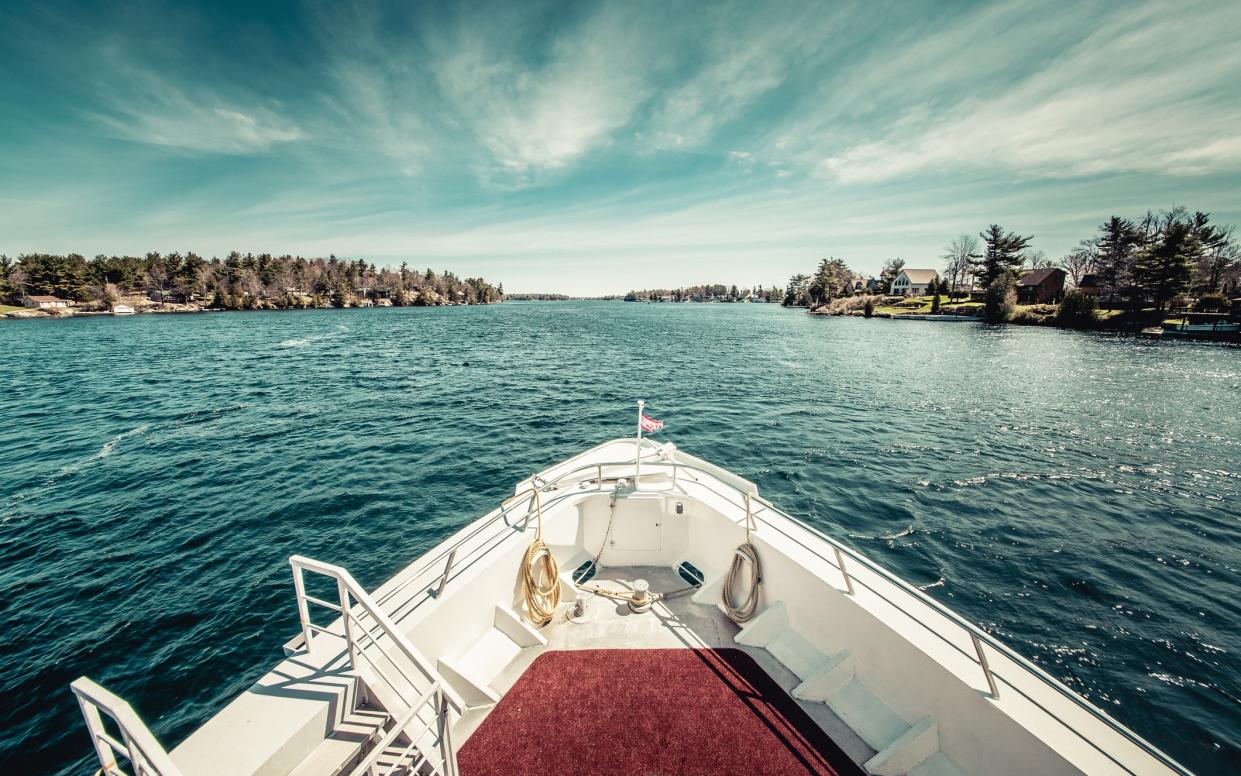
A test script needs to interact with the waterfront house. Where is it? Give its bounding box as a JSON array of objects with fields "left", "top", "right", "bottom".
[
  {"left": 844, "top": 275, "right": 878, "bottom": 295},
  {"left": 24, "top": 295, "right": 73, "bottom": 309},
  {"left": 1017, "top": 267, "right": 1067, "bottom": 304},
  {"left": 1077, "top": 274, "right": 1100, "bottom": 296},
  {"left": 891, "top": 268, "right": 939, "bottom": 296}
]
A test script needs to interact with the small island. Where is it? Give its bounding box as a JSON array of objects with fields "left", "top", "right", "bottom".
[{"left": 0, "top": 252, "right": 503, "bottom": 319}]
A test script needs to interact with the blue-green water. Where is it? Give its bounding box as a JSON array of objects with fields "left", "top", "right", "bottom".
[{"left": 1, "top": 303, "right": 1238, "bottom": 774}]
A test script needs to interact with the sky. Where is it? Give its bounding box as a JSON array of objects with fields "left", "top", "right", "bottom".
[{"left": 1, "top": 0, "right": 1240, "bottom": 295}]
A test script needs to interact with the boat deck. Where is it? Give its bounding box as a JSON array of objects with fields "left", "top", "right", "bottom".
[{"left": 456, "top": 566, "right": 869, "bottom": 775}]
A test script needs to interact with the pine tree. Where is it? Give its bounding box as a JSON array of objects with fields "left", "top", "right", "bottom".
[
  {"left": 1094, "top": 216, "right": 1140, "bottom": 307},
  {"left": 1135, "top": 220, "right": 1197, "bottom": 310},
  {"left": 975, "top": 225, "right": 1033, "bottom": 287}
]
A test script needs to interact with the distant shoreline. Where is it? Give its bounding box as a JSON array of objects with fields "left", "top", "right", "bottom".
[{"left": 1, "top": 300, "right": 500, "bottom": 321}]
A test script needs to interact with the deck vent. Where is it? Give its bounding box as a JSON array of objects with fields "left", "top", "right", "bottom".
[
  {"left": 677, "top": 561, "right": 705, "bottom": 588},
  {"left": 572, "top": 560, "right": 598, "bottom": 584}
]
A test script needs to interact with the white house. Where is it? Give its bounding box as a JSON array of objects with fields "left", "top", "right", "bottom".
[
  {"left": 24, "top": 295, "right": 73, "bottom": 309},
  {"left": 891, "top": 268, "right": 939, "bottom": 296}
]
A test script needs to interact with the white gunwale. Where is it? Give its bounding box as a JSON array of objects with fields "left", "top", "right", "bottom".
[{"left": 72, "top": 437, "right": 1192, "bottom": 776}]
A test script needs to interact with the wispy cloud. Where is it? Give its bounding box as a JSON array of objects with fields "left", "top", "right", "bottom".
[
  {"left": 819, "top": 1, "right": 1241, "bottom": 182},
  {"left": 646, "top": 3, "right": 828, "bottom": 150},
  {"left": 83, "top": 45, "right": 306, "bottom": 154},
  {"left": 428, "top": 3, "right": 661, "bottom": 185}
]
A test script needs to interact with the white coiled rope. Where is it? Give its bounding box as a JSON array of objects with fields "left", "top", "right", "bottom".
[
  {"left": 520, "top": 488, "right": 561, "bottom": 626},
  {"left": 722, "top": 494, "right": 761, "bottom": 623}
]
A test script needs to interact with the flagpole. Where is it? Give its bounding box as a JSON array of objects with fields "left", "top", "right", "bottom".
[{"left": 635, "top": 399, "right": 645, "bottom": 488}]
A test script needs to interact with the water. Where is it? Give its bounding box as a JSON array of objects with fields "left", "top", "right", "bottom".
[{"left": 1, "top": 303, "right": 1237, "bottom": 774}]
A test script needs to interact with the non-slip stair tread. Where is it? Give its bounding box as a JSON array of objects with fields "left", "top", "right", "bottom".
[{"left": 825, "top": 680, "right": 910, "bottom": 752}]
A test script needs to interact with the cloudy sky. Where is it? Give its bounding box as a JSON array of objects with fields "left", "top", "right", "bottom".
[{"left": 2, "top": 0, "right": 1239, "bottom": 294}]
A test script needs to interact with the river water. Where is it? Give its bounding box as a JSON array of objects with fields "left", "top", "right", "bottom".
[{"left": 1, "top": 302, "right": 1237, "bottom": 774}]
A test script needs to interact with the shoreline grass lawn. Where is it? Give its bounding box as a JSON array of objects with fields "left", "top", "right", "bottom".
[
  {"left": 878, "top": 295, "right": 981, "bottom": 316},
  {"left": 0, "top": 304, "right": 24, "bottom": 314}
]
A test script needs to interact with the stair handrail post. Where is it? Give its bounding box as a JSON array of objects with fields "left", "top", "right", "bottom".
[
  {"left": 70, "top": 677, "right": 184, "bottom": 776},
  {"left": 288, "top": 554, "right": 465, "bottom": 714},
  {"left": 338, "top": 576, "right": 358, "bottom": 671},
  {"left": 75, "top": 687, "right": 119, "bottom": 774},
  {"left": 438, "top": 687, "right": 459, "bottom": 776},
  {"left": 291, "top": 563, "right": 314, "bottom": 652}
]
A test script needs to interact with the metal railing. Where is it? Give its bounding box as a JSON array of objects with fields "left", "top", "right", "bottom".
[
  {"left": 348, "top": 684, "right": 454, "bottom": 776},
  {"left": 289, "top": 555, "right": 459, "bottom": 776},
  {"left": 70, "top": 677, "right": 182, "bottom": 776},
  {"left": 484, "top": 449, "right": 1189, "bottom": 775}
]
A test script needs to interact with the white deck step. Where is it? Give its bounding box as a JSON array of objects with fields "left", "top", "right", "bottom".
[
  {"left": 438, "top": 604, "right": 548, "bottom": 709},
  {"left": 736, "top": 601, "right": 968, "bottom": 775},
  {"left": 766, "top": 629, "right": 832, "bottom": 680},
  {"left": 287, "top": 708, "right": 390, "bottom": 776},
  {"left": 457, "top": 628, "right": 524, "bottom": 684},
  {"left": 828, "top": 679, "right": 912, "bottom": 752}
]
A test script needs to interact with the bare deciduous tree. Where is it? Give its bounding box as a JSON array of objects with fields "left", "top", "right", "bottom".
[
  {"left": 941, "top": 235, "right": 978, "bottom": 299},
  {"left": 1059, "top": 243, "right": 1096, "bottom": 286}
]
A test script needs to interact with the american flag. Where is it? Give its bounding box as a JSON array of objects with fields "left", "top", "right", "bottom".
[{"left": 639, "top": 413, "right": 664, "bottom": 433}]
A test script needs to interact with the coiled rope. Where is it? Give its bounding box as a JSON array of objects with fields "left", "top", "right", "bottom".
[
  {"left": 722, "top": 494, "right": 761, "bottom": 624},
  {"left": 520, "top": 488, "right": 561, "bottom": 626}
]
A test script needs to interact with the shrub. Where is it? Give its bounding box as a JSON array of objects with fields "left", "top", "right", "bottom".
[
  {"left": 822, "top": 295, "right": 869, "bottom": 315},
  {"left": 1056, "top": 290, "right": 1098, "bottom": 327},
  {"left": 930, "top": 293, "right": 941, "bottom": 314},
  {"left": 1011, "top": 309, "right": 1049, "bottom": 325},
  {"left": 863, "top": 298, "right": 874, "bottom": 318},
  {"left": 984, "top": 275, "right": 1016, "bottom": 323}
]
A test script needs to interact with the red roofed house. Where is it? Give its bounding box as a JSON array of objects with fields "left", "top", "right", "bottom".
[{"left": 1016, "top": 268, "right": 1067, "bottom": 304}]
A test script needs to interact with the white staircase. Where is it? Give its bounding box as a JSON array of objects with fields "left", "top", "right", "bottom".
[
  {"left": 736, "top": 603, "right": 966, "bottom": 776},
  {"left": 287, "top": 708, "right": 391, "bottom": 776}
]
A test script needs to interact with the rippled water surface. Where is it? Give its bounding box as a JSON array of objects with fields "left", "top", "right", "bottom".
[{"left": 1, "top": 303, "right": 1238, "bottom": 774}]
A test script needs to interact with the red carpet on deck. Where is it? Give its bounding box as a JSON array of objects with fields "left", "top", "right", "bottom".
[{"left": 457, "top": 648, "right": 863, "bottom": 776}]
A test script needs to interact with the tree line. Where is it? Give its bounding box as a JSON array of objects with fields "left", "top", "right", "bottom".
[
  {"left": 0, "top": 252, "right": 503, "bottom": 309},
  {"left": 781, "top": 206, "right": 1240, "bottom": 320},
  {"left": 1056, "top": 207, "right": 1238, "bottom": 309},
  {"left": 616, "top": 284, "right": 783, "bottom": 302}
]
